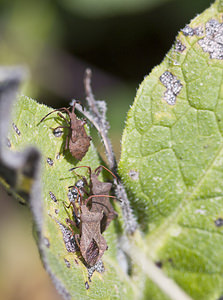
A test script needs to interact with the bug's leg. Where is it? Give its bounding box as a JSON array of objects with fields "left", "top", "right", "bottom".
[
  {"left": 63, "top": 200, "right": 74, "bottom": 209},
  {"left": 69, "top": 166, "right": 92, "bottom": 187},
  {"left": 57, "top": 107, "right": 71, "bottom": 115},
  {"left": 52, "top": 125, "right": 70, "bottom": 130},
  {"left": 57, "top": 112, "right": 70, "bottom": 125},
  {"left": 65, "top": 189, "right": 81, "bottom": 213},
  {"left": 85, "top": 194, "right": 116, "bottom": 206},
  {"left": 63, "top": 135, "right": 69, "bottom": 152},
  {"left": 69, "top": 182, "right": 89, "bottom": 198},
  {"left": 71, "top": 100, "right": 83, "bottom": 114},
  {"left": 71, "top": 101, "right": 76, "bottom": 114},
  {"left": 58, "top": 128, "right": 71, "bottom": 155},
  {"left": 65, "top": 218, "right": 78, "bottom": 240},
  {"left": 94, "top": 165, "right": 102, "bottom": 176},
  {"left": 70, "top": 165, "right": 91, "bottom": 175},
  {"left": 94, "top": 165, "right": 117, "bottom": 179},
  {"left": 66, "top": 218, "right": 77, "bottom": 228},
  {"left": 77, "top": 176, "right": 90, "bottom": 196},
  {"left": 69, "top": 168, "right": 90, "bottom": 189},
  {"left": 73, "top": 200, "right": 81, "bottom": 217},
  {"left": 39, "top": 109, "right": 60, "bottom": 123},
  {"left": 75, "top": 234, "right": 81, "bottom": 249},
  {"left": 39, "top": 107, "right": 70, "bottom": 123},
  {"left": 82, "top": 186, "right": 90, "bottom": 197}
]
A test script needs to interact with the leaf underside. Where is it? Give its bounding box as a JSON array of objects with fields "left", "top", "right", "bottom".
[
  {"left": 119, "top": 0, "right": 223, "bottom": 299},
  {"left": 7, "top": 96, "right": 136, "bottom": 300}
]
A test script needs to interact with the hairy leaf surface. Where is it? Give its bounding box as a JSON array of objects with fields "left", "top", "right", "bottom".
[
  {"left": 119, "top": 0, "right": 223, "bottom": 299},
  {"left": 7, "top": 96, "right": 135, "bottom": 300}
]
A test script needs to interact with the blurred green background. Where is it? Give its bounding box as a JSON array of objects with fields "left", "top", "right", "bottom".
[{"left": 0, "top": 0, "right": 212, "bottom": 299}]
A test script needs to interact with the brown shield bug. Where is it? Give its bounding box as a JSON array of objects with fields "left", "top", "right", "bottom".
[
  {"left": 76, "top": 204, "right": 108, "bottom": 266},
  {"left": 39, "top": 102, "right": 91, "bottom": 160},
  {"left": 70, "top": 165, "right": 118, "bottom": 232},
  {"left": 66, "top": 192, "right": 116, "bottom": 266}
]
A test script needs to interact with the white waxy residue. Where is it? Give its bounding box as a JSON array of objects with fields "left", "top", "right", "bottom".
[
  {"left": 175, "top": 40, "right": 186, "bottom": 52},
  {"left": 198, "top": 19, "right": 223, "bottom": 60},
  {"left": 195, "top": 209, "right": 206, "bottom": 215},
  {"left": 160, "top": 71, "right": 183, "bottom": 105},
  {"left": 128, "top": 169, "right": 139, "bottom": 180}
]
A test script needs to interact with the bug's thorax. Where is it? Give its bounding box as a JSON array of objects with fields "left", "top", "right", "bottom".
[
  {"left": 80, "top": 205, "right": 103, "bottom": 223},
  {"left": 91, "top": 175, "right": 112, "bottom": 195}
]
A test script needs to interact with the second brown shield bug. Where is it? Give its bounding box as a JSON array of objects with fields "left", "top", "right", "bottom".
[
  {"left": 66, "top": 192, "right": 116, "bottom": 266},
  {"left": 70, "top": 165, "right": 118, "bottom": 232}
]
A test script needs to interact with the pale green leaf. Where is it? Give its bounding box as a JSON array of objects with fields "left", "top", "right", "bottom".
[
  {"left": 119, "top": 0, "right": 223, "bottom": 299},
  {"left": 8, "top": 95, "right": 136, "bottom": 300}
]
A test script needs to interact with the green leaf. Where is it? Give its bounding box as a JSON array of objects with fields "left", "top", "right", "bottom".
[
  {"left": 7, "top": 95, "right": 136, "bottom": 299},
  {"left": 119, "top": 0, "right": 223, "bottom": 299}
]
